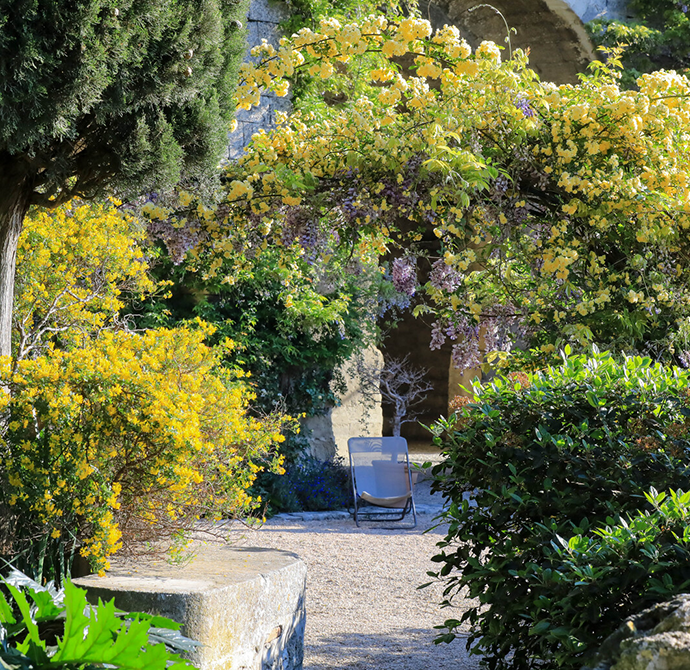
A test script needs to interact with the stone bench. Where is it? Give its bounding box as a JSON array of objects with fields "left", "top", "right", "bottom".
[{"left": 74, "top": 545, "right": 306, "bottom": 670}]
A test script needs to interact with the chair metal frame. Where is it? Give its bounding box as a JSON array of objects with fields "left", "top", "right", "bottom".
[{"left": 347, "top": 436, "right": 417, "bottom": 528}]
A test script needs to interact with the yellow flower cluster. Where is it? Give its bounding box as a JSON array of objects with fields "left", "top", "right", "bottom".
[
  {"left": 216, "top": 27, "right": 508, "bottom": 258},
  {"left": 16, "top": 200, "right": 154, "bottom": 359},
  {"left": 6, "top": 200, "right": 290, "bottom": 570},
  {"left": 1, "top": 327, "right": 287, "bottom": 572},
  {"left": 234, "top": 14, "right": 473, "bottom": 112},
  {"left": 475, "top": 40, "right": 501, "bottom": 64}
]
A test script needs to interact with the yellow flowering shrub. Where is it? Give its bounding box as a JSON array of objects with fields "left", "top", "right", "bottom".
[
  {"left": 15, "top": 200, "right": 155, "bottom": 360},
  {"left": 2, "top": 199, "right": 289, "bottom": 579},
  {"left": 0, "top": 327, "right": 286, "bottom": 575},
  {"left": 138, "top": 16, "right": 690, "bottom": 367}
]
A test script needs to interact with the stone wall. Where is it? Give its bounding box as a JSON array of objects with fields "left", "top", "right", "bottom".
[
  {"left": 331, "top": 345, "right": 384, "bottom": 460},
  {"left": 74, "top": 545, "right": 307, "bottom": 670},
  {"left": 228, "top": 0, "right": 292, "bottom": 160},
  {"left": 381, "top": 311, "right": 452, "bottom": 446},
  {"left": 420, "top": 0, "right": 597, "bottom": 85},
  {"left": 420, "top": 0, "right": 632, "bottom": 81}
]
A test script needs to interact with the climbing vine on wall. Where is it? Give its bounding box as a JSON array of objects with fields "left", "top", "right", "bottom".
[{"left": 140, "top": 16, "right": 690, "bottom": 371}]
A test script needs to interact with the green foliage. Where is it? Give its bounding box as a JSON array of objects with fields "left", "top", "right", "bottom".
[
  {"left": 280, "top": 0, "right": 372, "bottom": 35},
  {"left": 587, "top": 0, "right": 690, "bottom": 86},
  {"left": 131, "top": 241, "right": 378, "bottom": 509},
  {"left": 0, "top": 0, "right": 248, "bottom": 205},
  {"left": 0, "top": 571, "right": 197, "bottom": 669},
  {"left": 428, "top": 350, "right": 690, "bottom": 669},
  {"left": 515, "top": 488, "right": 690, "bottom": 667},
  {"left": 586, "top": 20, "right": 664, "bottom": 87},
  {"left": 135, "top": 240, "right": 381, "bottom": 419},
  {"left": 257, "top": 454, "right": 352, "bottom": 513},
  {"left": 129, "top": 235, "right": 379, "bottom": 502}
]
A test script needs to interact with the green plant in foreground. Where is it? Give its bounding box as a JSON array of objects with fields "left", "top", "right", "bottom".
[
  {"left": 428, "top": 349, "right": 690, "bottom": 669},
  {"left": 0, "top": 571, "right": 197, "bottom": 669},
  {"left": 523, "top": 488, "right": 690, "bottom": 667}
]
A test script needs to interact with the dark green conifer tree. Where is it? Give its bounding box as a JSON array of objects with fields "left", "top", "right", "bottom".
[{"left": 0, "top": 0, "right": 248, "bottom": 356}]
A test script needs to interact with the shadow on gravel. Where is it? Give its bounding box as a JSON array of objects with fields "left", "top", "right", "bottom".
[
  {"left": 305, "top": 628, "right": 480, "bottom": 670},
  {"left": 257, "top": 521, "right": 448, "bottom": 537}
]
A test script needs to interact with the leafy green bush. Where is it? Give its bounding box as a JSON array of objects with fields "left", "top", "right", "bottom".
[
  {"left": 136, "top": 246, "right": 377, "bottom": 421},
  {"left": 258, "top": 455, "right": 352, "bottom": 514},
  {"left": 428, "top": 350, "right": 690, "bottom": 670},
  {"left": 0, "top": 571, "right": 197, "bottom": 669},
  {"left": 521, "top": 488, "right": 690, "bottom": 667}
]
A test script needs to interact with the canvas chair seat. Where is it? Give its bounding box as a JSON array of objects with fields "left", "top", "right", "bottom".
[
  {"left": 348, "top": 436, "right": 417, "bottom": 527},
  {"left": 360, "top": 490, "right": 412, "bottom": 508}
]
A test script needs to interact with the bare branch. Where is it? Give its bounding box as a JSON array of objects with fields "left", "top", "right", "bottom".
[{"left": 357, "top": 353, "right": 433, "bottom": 437}]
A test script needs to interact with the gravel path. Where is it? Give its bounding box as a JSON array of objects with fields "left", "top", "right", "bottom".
[{"left": 227, "top": 479, "right": 480, "bottom": 670}]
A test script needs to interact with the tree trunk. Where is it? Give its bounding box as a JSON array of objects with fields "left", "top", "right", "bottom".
[
  {"left": 0, "top": 164, "right": 33, "bottom": 359},
  {"left": 392, "top": 415, "right": 402, "bottom": 437}
]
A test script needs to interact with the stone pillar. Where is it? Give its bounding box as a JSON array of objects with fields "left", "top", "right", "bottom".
[
  {"left": 301, "top": 346, "right": 384, "bottom": 462},
  {"left": 448, "top": 363, "right": 481, "bottom": 411},
  {"left": 331, "top": 345, "right": 383, "bottom": 460}
]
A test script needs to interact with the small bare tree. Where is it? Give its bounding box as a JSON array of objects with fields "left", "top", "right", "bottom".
[{"left": 358, "top": 354, "right": 434, "bottom": 437}]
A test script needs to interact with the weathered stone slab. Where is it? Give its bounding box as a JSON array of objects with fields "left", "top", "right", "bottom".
[
  {"left": 74, "top": 545, "right": 306, "bottom": 670},
  {"left": 583, "top": 595, "right": 690, "bottom": 670}
]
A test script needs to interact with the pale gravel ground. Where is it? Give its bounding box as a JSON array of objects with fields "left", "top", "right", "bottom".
[{"left": 226, "top": 478, "right": 481, "bottom": 670}]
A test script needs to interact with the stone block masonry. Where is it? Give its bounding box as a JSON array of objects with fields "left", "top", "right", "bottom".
[
  {"left": 74, "top": 545, "right": 307, "bottom": 670},
  {"left": 228, "top": 0, "right": 292, "bottom": 160}
]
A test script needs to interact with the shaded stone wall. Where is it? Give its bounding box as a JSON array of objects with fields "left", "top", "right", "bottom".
[
  {"left": 228, "top": 0, "right": 292, "bottom": 160},
  {"left": 381, "top": 313, "right": 453, "bottom": 446}
]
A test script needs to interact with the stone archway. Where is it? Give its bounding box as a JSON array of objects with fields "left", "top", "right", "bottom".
[
  {"left": 418, "top": 0, "right": 596, "bottom": 84},
  {"left": 382, "top": 0, "right": 599, "bottom": 445}
]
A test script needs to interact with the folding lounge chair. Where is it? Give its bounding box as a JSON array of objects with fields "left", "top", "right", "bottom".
[{"left": 347, "top": 436, "right": 417, "bottom": 528}]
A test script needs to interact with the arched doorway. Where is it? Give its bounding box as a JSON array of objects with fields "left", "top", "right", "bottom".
[
  {"left": 419, "top": 0, "right": 596, "bottom": 84},
  {"left": 381, "top": 0, "right": 597, "bottom": 445}
]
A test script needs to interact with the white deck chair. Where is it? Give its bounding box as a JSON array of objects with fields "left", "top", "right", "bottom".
[{"left": 347, "top": 436, "right": 417, "bottom": 528}]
